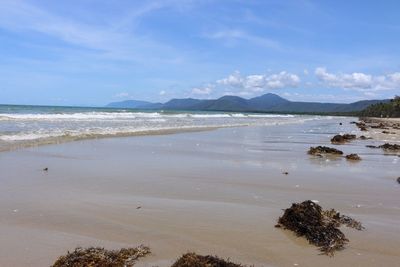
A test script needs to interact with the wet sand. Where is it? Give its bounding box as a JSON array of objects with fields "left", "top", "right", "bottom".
[{"left": 0, "top": 117, "right": 399, "bottom": 266}]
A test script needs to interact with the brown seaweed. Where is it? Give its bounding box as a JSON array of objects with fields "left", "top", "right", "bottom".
[
  {"left": 322, "top": 209, "right": 364, "bottom": 230},
  {"left": 366, "top": 143, "right": 400, "bottom": 151},
  {"left": 370, "top": 123, "right": 388, "bottom": 129},
  {"left": 171, "top": 253, "right": 243, "bottom": 267},
  {"left": 378, "top": 143, "right": 400, "bottom": 151},
  {"left": 345, "top": 154, "right": 361, "bottom": 161},
  {"left": 51, "top": 245, "right": 150, "bottom": 267},
  {"left": 308, "top": 146, "right": 343, "bottom": 156},
  {"left": 275, "top": 200, "right": 363, "bottom": 256},
  {"left": 330, "top": 134, "right": 356, "bottom": 144},
  {"left": 355, "top": 122, "right": 367, "bottom": 131}
]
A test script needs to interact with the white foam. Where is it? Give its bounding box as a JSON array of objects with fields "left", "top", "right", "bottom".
[
  {"left": 0, "top": 112, "right": 298, "bottom": 121},
  {"left": 0, "top": 111, "right": 321, "bottom": 143},
  {"left": 0, "top": 112, "right": 162, "bottom": 121}
]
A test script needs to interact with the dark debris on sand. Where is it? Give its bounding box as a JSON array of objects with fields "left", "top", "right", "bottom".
[
  {"left": 330, "top": 134, "right": 356, "bottom": 144},
  {"left": 366, "top": 143, "right": 400, "bottom": 151},
  {"left": 322, "top": 209, "right": 364, "bottom": 231},
  {"left": 51, "top": 245, "right": 150, "bottom": 267},
  {"left": 275, "top": 200, "right": 363, "bottom": 256},
  {"left": 370, "top": 123, "right": 388, "bottom": 129},
  {"left": 355, "top": 122, "right": 368, "bottom": 131},
  {"left": 171, "top": 253, "right": 243, "bottom": 267},
  {"left": 52, "top": 249, "right": 243, "bottom": 267},
  {"left": 378, "top": 143, "right": 400, "bottom": 151},
  {"left": 345, "top": 154, "right": 361, "bottom": 161},
  {"left": 397, "top": 177, "right": 400, "bottom": 184},
  {"left": 308, "top": 146, "right": 343, "bottom": 156}
]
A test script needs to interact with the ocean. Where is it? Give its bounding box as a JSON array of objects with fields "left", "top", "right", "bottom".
[{"left": 0, "top": 104, "right": 326, "bottom": 151}]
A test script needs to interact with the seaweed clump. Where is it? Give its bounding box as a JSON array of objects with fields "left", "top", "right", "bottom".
[
  {"left": 378, "top": 143, "right": 400, "bottom": 151},
  {"left": 370, "top": 123, "right": 388, "bottom": 129},
  {"left": 345, "top": 154, "right": 361, "bottom": 161},
  {"left": 171, "top": 253, "right": 243, "bottom": 267},
  {"left": 308, "top": 146, "right": 343, "bottom": 156},
  {"left": 330, "top": 134, "right": 356, "bottom": 144},
  {"left": 355, "top": 122, "right": 367, "bottom": 131},
  {"left": 275, "top": 200, "right": 363, "bottom": 256},
  {"left": 51, "top": 245, "right": 150, "bottom": 267},
  {"left": 322, "top": 209, "right": 364, "bottom": 231},
  {"left": 366, "top": 143, "right": 400, "bottom": 151}
]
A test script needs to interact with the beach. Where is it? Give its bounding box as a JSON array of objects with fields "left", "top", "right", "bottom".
[{"left": 0, "top": 117, "right": 399, "bottom": 266}]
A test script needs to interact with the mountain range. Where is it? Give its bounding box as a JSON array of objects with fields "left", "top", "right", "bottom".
[{"left": 106, "top": 93, "right": 389, "bottom": 114}]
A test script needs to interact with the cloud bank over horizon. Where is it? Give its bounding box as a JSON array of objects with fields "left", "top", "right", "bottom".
[
  {"left": 0, "top": 0, "right": 399, "bottom": 105},
  {"left": 187, "top": 68, "right": 400, "bottom": 102}
]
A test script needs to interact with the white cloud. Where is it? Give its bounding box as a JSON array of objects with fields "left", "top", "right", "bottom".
[
  {"left": 315, "top": 67, "right": 400, "bottom": 91},
  {"left": 265, "top": 71, "right": 300, "bottom": 89},
  {"left": 388, "top": 72, "right": 400, "bottom": 83},
  {"left": 217, "top": 71, "right": 243, "bottom": 87},
  {"left": 191, "top": 87, "right": 212, "bottom": 95},
  {"left": 204, "top": 29, "right": 281, "bottom": 49},
  {"left": 0, "top": 0, "right": 187, "bottom": 64},
  {"left": 114, "top": 92, "right": 130, "bottom": 98},
  {"left": 245, "top": 75, "right": 265, "bottom": 90},
  {"left": 159, "top": 90, "right": 166, "bottom": 95},
  {"left": 193, "top": 70, "right": 300, "bottom": 98},
  {"left": 217, "top": 71, "right": 300, "bottom": 92}
]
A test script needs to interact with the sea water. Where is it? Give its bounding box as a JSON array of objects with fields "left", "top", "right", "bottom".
[{"left": 0, "top": 104, "right": 326, "bottom": 151}]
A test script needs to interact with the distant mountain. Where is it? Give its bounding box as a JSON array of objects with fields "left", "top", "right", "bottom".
[
  {"left": 163, "top": 98, "right": 204, "bottom": 110},
  {"left": 106, "top": 93, "right": 389, "bottom": 114},
  {"left": 247, "top": 93, "right": 290, "bottom": 110}
]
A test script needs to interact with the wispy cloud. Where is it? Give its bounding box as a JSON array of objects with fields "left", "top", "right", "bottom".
[
  {"left": 191, "top": 86, "right": 213, "bottom": 95},
  {"left": 203, "top": 29, "right": 281, "bottom": 50},
  {"left": 242, "top": 9, "right": 314, "bottom": 36},
  {"left": 0, "top": 0, "right": 186, "bottom": 63},
  {"left": 0, "top": 0, "right": 399, "bottom": 105},
  {"left": 113, "top": 92, "right": 130, "bottom": 98},
  {"left": 315, "top": 67, "right": 400, "bottom": 91}
]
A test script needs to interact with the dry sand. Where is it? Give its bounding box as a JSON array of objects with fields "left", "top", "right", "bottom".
[{"left": 0, "top": 117, "right": 399, "bottom": 267}]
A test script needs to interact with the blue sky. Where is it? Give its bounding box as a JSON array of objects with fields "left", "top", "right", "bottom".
[{"left": 0, "top": 0, "right": 400, "bottom": 106}]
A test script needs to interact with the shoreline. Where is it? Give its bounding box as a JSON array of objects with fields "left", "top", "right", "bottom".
[
  {"left": 0, "top": 117, "right": 399, "bottom": 266},
  {"left": 0, "top": 125, "right": 222, "bottom": 153},
  {"left": 0, "top": 115, "right": 329, "bottom": 153},
  {"left": 2, "top": 115, "right": 399, "bottom": 154}
]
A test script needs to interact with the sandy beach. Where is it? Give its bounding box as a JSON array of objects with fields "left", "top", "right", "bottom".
[{"left": 0, "top": 117, "right": 399, "bottom": 267}]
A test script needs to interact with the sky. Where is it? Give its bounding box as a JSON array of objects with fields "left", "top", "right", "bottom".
[{"left": 0, "top": 0, "right": 400, "bottom": 106}]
